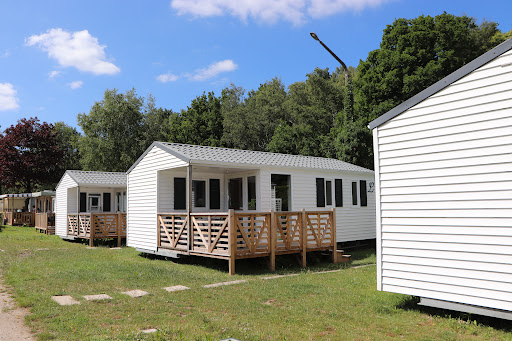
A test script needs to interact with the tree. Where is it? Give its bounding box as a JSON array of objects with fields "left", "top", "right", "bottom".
[
  {"left": 268, "top": 68, "right": 345, "bottom": 157},
  {"left": 167, "top": 92, "right": 223, "bottom": 146},
  {"left": 54, "top": 122, "right": 81, "bottom": 170},
  {"left": 222, "top": 78, "right": 288, "bottom": 151},
  {"left": 356, "top": 13, "right": 504, "bottom": 124},
  {"left": 0, "top": 117, "right": 65, "bottom": 192},
  {"left": 140, "top": 94, "right": 172, "bottom": 149},
  {"left": 77, "top": 88, "right": 146, "bottom": 172}
]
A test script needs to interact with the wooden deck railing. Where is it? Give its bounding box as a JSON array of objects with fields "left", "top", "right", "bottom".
[
  {"left": 35, "top": 213, "right": 55, "bottom": 235},
  {"left": 67, "top": 213, "right": 127, "bottom": 246},
  {"left": 158, "top": 209, "right": 337, "bottom": 275},
  {"left": 4, "top": 212, "right": 35, "bottom": 226}
]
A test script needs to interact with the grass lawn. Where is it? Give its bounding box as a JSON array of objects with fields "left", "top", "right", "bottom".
[{"left": 0, "top": 226, "right": 511, "bottom": 340}]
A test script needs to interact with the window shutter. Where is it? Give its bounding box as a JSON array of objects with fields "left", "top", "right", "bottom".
[
  {"left": 360, "top": 180, "right": 367, "bottom": 207},
  {"left": 209, "top": 179, "right": 220, "bottom": 209},
  {"left": 174, "top": 177, "right": 187, "bottom": 210},
  {"left": 352, "top": 182, "right": 358, "bottom": 205},
  {"left": 316, "top": 178, "right": 325, "bottom": 207},
  {"left": 335, "top": 179, "right": 343, "bottom": 207},
  {"left": 103, "top": 193, "right": 111, "bottom": 212},
  {"left": 79, "top": 192, "right": 87, "bottom": 212}
]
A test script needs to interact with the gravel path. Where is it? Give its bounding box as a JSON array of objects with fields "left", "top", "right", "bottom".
[{"left": 0, "top": 275, "right": 35, "bottom": 341}]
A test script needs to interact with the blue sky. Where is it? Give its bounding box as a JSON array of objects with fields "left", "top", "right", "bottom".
[{"left": 1, "top": 0, "right": 511, "bottom": 130}]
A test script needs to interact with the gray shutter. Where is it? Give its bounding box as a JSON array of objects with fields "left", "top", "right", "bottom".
[
  {"left": 316, "top": 178, "right": 325, "bottom": 207},
  {"left": 335, "top": 179, "right": 343, "bottom": 207},
  {"left": 209, "top": 179, "right": 220, "bottom": 209},
  {"left": 360, "top": 180, "right": 367, "bottom": 207}
]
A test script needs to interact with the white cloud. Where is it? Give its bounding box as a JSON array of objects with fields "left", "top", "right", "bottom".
[
  {"left": 1, "top": 50, "right": 10, "bottom": 58},
  {"left": 0, "top": 83, "right": 19, "bottom": 111},
  {"left": 156, "top": 72, "right": 179, "bottom": 83},
  {"left": 170, "top": 0, "right": 389, "bottom": 24},
  {"left": 189, "top": 59, "right": 237, "bottom": 81},
  {"left": 69, "top": 80, "right": 83, "bottom": 89},
  {"left": 26, "top": 28, "right": 120, "bottom": 75},
  {"left": 48, "top": 70, "right": 61, "bottom": 79}
]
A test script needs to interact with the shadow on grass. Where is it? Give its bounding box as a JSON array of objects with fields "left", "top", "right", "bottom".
[
  {"left": 397, "top": 296, "right": 512, "bottom": 332},
  {"left": 140, "top": 246, "right": 376, "bottom": 276}
]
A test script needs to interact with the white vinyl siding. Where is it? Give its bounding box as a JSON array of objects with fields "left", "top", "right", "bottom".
[
  {"left": 375, "top": 48, "right": 512, "bottom": 311},
  {"left": 261, "top": 167, "right": 375, "bottom": 242},
  {"left": 127, "top": 145, "right": 188, "bottom": 251},
  {"left": 55, "top": 173, "right": 77, "bottom": 237}
]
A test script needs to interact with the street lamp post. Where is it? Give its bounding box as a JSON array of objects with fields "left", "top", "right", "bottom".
[{"left": 310, "top": 32, "right": 348, "bottom": 84}]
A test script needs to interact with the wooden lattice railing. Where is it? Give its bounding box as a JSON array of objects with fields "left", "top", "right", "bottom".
[
  {"left": 157, "top": 209, "right": 336, "bottom": 275},
  {"left": 35, "top": 213, "right": 55, "bottom": 234},
  {"left": 67, "top": 213, "right": 126, "bottom": 246},
  {"left": 5, "top": 212, "right": 35, "bottom": 226}
]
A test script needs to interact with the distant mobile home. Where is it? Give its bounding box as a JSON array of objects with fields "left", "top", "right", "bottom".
[
  {"left": 126, "top": 142, "right": 375, "bottom": 271},
  {"left": 369, "top": 37, "right": 512, "bottom": 319},
  {"left": 55, "top": 170, "right": 127, "bottom": 245}
]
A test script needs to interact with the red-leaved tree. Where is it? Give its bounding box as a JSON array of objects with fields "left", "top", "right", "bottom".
[{"left": 0, "top": 117, "right": 65, "bottom": 193}]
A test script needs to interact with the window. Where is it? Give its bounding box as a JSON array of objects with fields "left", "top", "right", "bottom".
[
  {"left": 248, "top": 176, "right": 256, "bottom": 210},
  {"left": 335, "top": 179, "right": 343, "bottom": 207},
  {"left": 103, "top": 193, "right": 111, "bottom": 212},
  {"left": 352, "top": 182, "right": 358, "bottom": 205},
  {"left": 89, "top": 194, "right": 101, "bottom": 212},
  {"left": 326, "top": 180, "right": 332, "bottom": 206},
  {"left": 360, "top": 180, "right": 367, "bottom": 207},
  {"left": 192, "top": 180, "right": 206, "bottom": 208},
  {"left": 228, "top": 178, "right": 243, "bottom": 210},
  {"left": 209, "top": 179, "right": 220, "bottom": 209},
  {"left": 272, "top": 174, "right": 291, "bottom": 211},
  {"left": 316, "top": 178, "right": 325, "bottom": 207},
  {"left": 174, "top": 177, "right": 186, "bottom": 210}
]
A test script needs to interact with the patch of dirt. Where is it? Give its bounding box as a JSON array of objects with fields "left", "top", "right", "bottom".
[{"left": 0, "top": 274, "right": 35, "bottom": 340}]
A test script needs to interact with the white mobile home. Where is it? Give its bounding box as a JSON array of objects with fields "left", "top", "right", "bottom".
[
  {"left": 127, "top": 142, "right": 375, "bottom": 273},
  {"left": 369, "top": 38, "right": 512, "bottom": 320},
  {"left": 55, "top": 170, "right": 127, "bottom": 245}
]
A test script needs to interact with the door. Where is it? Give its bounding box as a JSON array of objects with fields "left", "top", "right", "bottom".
[{"left": 228, "top": 178, "right": 243, "bottom": 210}]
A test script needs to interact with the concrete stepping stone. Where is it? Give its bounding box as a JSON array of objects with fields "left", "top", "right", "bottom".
[
  {"left": 86, "top": 247, "right": 96, "bottom": 249},
  {"left": 142, "top": 328, "right": 158, "bottom": 334},
  {"left": 122, "top": 290, "right": 148, "bottom": 298},
  {"left": 202, "top": 280, "right": 247, "bottom": 288},
  {"left": 52, "top": 295, "right": 80, "bottom": 306},
  {"left": 352, "top": 264, "right": 375, "bottom": 269},
  {"left": 262, "top": 274, "right": 299, "bottom": 280},
  {"left": 110, "top": 247, "right": 122, "bottom": 250},
  {"left": 311, "top": 269, "right": 342, "bottom": 274},
  {"left": 163, "top": 285, "right": 190, "bottom": 292},
  {"left": 36, "top": 248, "right": 49, "bottom": 251},
  {"left": 83, "top": 294, "right": 112, "bottom": 301}
]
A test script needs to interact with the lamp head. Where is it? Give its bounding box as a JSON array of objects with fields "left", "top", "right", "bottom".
[{"left": 310, "top": 32, "right": 319, "bottom": 41}]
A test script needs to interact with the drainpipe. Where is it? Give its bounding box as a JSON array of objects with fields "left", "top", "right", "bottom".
[{"left": 187, "top": 163, "right": 192, "bottom": 252}]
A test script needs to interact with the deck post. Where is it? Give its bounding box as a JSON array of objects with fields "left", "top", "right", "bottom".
[
  {"left": 269, "top": 210, "right": 275, "bottom": 272},
  {"left": 89, "top": 213, "right": 95, "bottom": 247},
  {"left": 301, "top": 209, "right": 307, "bottom": 268},
  {"left": 117, "top": 212, "right": 121, "bottom": 247},
  {"left": 331, "top": 208, "right": 337, "bottom": 263},
  {"left": 228, "top": 209, "right": 236, "bottom": 275},
  {"left": 187, "top": 165, "right": 192, "bottom": 251}
]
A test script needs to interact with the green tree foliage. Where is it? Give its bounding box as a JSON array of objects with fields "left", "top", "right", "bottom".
[
  {"left": 268, "top": 68, "right": 345, "bottom": 157},
  {"left": 223, "top": 78, "right": 288, "bottom": 151},
  {"left": 356, "top": 13, "right": 504, "bottom": 123},
  {"left": 167, "top": 92, "right": 223, "bottom": 146},
  {"left": 77, "top": 89, "right": 146, "bottom": 172},
  {"left": 54, "top": 122, "right": 81, "bottom": 170},
  {"left": 141, "top": 94, "right": 172, "bottom": 148}
]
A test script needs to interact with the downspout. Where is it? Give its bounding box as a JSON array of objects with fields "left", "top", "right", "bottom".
[{"left": 187, "top": 162, "right": 192, "bottom": 252}]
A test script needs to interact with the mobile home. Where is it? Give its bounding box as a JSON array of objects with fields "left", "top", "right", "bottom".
[
  {"left": 55, "top": 170, "right": 127, "bottom": 245},
  {"left": 127, "top": 142, "right": 375, "bottom": 273},
  {"left": 369, "top": 37, "right": 512, "bottom": 319}
]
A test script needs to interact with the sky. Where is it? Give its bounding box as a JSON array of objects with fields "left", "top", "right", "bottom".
[{"left": 1, "top": 0, "right": 511, "bottom": 130}]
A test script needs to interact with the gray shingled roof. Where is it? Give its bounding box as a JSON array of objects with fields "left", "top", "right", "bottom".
[
  {"left": 66, "top": 170, "right": 127, "bottom": 186},
  {"left": 150, "top": 142, "right": 373, "bottom": 173},
  {"left": 368, "top": 36, "right": 512, "bottom": 130}
]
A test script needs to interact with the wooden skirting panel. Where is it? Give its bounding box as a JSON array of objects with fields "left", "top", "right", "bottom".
[{"left": 157, "top": 209, "right": 337, "bottom": 275}]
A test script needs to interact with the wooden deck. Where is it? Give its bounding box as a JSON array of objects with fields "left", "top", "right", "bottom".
[
  {"left": 67, "top": 213, "right": 127, "bottom": 246},
  {"left": 4, "top": 212, "right": 35, "bottom": 226},
  {"left": 35, "top": 213, "right": 55, "bottom": 235},
  {"left": 157, "top": 209, "right": 337, "bottom": 274}
]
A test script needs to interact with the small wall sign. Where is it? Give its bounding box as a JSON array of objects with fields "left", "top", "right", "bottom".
[{"left": 368, "top": 182, "right": 375, "bottom": 192}]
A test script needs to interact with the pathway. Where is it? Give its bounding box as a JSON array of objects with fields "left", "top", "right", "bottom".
[{"left": 0, "top": 275, "right": 35, "bottom": 341}]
